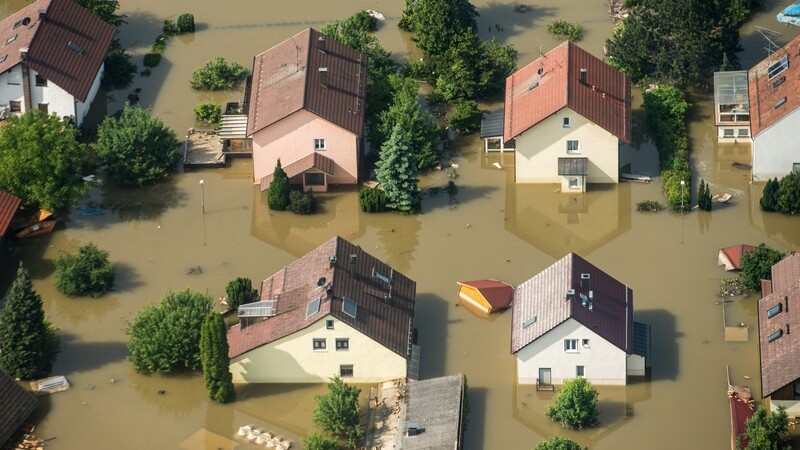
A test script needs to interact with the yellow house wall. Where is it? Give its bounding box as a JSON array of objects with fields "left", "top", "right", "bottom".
[
  {"left": 458, "top": 285, "right": 491, "bottom": 313},
  {"left": 230, "top": 314, "right": 407, "bottom": 383},
  {"left": 514, "top": 107, "right": 619, "bottom": 185}
]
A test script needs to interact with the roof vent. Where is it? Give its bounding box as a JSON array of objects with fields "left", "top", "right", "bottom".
[
  {"left": 19, "top": 47, "right": 28, "bottom": 60},
  {"left": 318, "top": 36, "right": 326, "bottom": 53},
  {"left": 588, "top": 301, "right": 593, "bottom": 312},
  {"left": 349, "top": 253, "right": 357, "bottom": 277},
  {"left": 406, "top": 423, "right": 423, "bottom": 436},
  {"left": 579, "top": 68, "right": 587, "bottom": 84},
  {"left": 319, "top": 67, "right": 328, "bottom": 87},
  {"left": 329, "top": 255, "right": 337, "bottom": 266},
  {"left": 317, "top": 277, "right": 326, "bottom": 287},
  {"left": 528, "top": 81, "right": 539, "bottom": 91},
  {"left": 38, "top": 9, "right": 47, "bottom": 20},
  {"left": 580, "top": 273, "right": 590, "bottom": 289},
  {"left": 565, "top": 288, "right": 575, "bottom": 301},
  {"left": 580, "top": 293, "right": 588, "bottom": 307}
]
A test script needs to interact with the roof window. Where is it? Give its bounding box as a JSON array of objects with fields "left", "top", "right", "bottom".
[
  {"left": 342, "top": 297, "right": 357, "bottom": 319},
  {"left": 12, "top": 18, "right": 31, "bottom": 30},
  {"left": 67, "top": 40, "right": 84, "bottom": 55},
  {"left": 774, "top": 97, "right": 787, "bottom": 109},
  {"left": 4, "top": 35, "right": 17, "bottom": 46},
  {"left": 767, "top": 303, "right": 782, "bottom": 319},
  {"left": 0, "top": 55, "right": 6, "bottom": 63},
  {"left": 768, "top": 329, "right": 783, "bottom": 342},
  {"left": 773, "top": 76, "right": 786, "bottom": 89},
  {"left": 372, "top": 268, "right": 390, "bottom": 284},
  {"left": 306, "top": 297, "right": 321, "bottom": 319},
  {"left": 767, "top": 55, "right": 789, "bottom": 79},
  {"left": 522, "top": 316, "right": 537, "bottom": 328},
  {"left": 528, "top": 82, "right": 539, "bottom": 91}
]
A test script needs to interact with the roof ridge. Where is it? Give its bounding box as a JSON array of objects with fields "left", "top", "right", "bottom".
[{"left": 301, "top": 28, "right": 315, "bottom": 114}]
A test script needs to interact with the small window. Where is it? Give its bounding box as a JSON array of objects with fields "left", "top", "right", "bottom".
[
  {"left": 723, "top": 129, "right": 735, "bottom": 137},
  {"left": 373, "top": 269, "right": 390, "bottom": 284},
  {"left": 340, "top": 364, "right": 354, "bottom": 377},
  {"left": 37, "top": 103, "right": 47, "bottom": 115},
  {"left": 563, "top": 117, "right": 571, "bottom": 128},
  {"left": 9, "top": 100, "right": 20, "bottom": 112},
  {"left": 342, "top": 298, "right": 357, "bottom": 319},
  {"left": 306, "top": 297, "right": 321, "bottom": 319},
  {"left": 576, "top": 365, "right": 585, "bottom": 377},
  {"left": 336, "top": 338, "right": 349, "bottom": 350},
  {"left": 564, "top": 339, "right": 578, "bottom": 352},
  {"left": 304, "top": 172, "right": 325, "bottom": 186},
  {"left": 737, "top": 128, "right": 749, "bottom": 138},
  {"left": 0, "top": 55, "right": 6, "bottom": 63},
  {"left": 67, "top": 40, "right": 84, "bottom": 54},
  {"left": 568, "top": 178, "right": 580, "bottom": 189},
  {"left": 768, "top": 303, "right": 783, "bottom": 318},
  {"left": 7, "top": 71, "right": 20, "bottom": 85},
  {"left": 767, "top": 55, "right": 789, "bottom": 79},
  {"left": 314, "top": 138, "right": 326, "bottom": 150},
  {"left": 582, "top": 339, "right": 590, "bottom": 348},
  {"left": 522, "top": 316, "right": 537, "bottom": 328},
  {"left": 486, "top": 138, "right": 502, "bottom": 150},
  {"left": 35, "top": 75, "right": 47, "bottom": 87},
  {"left": 313, "top": 338, "right": 327, "bottom": 350},
  {"left": 326, "top": 319, "right": 334, "bottom": 329},
  {"left": 773, "top": 76, "right": 786, "bottom": 89},
  {"left": 768, "top": 329, "right": 783, "bottom": 343},
  {"left": 566, "top": 140, "right": 580, "bottom": 154},
  {"left": 4, "top": 35, "right": 17, "bottom": 46},
  {"left": 774, "top": 97, "right": 787, "bottom": 109}
]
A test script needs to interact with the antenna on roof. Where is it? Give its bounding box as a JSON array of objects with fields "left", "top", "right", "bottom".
[{"left": 755, "top": 26, "right": 781, "bottom": 56}]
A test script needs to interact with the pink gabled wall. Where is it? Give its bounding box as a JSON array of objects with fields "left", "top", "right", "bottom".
[{"left": 251, "top": 109, "right": 359, "bottom": 185}]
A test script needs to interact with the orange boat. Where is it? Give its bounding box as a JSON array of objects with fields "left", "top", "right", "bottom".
[{"left": 15, "top": 210, "right": 57, "bottom": 238}]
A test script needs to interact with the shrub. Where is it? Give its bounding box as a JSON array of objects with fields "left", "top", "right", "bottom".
[
  {"left": 162, "top": 19, "right": 178, "bottom": 36},
  {"left": 545, "top": 377, "right": 599, "bottom": 430},
  {"left": 102, "top": 48, "right": 136, "bottom": 90},
  {"left": 177, "top": 13, "right": 195, "bottom": 33},
  {"left": 301, "top": 433, "right": 339, "bottom": 450},
  {"left": 547, "top": 18, "right": 584, "bottom": 42},
  {"left": 636, "top": 200, "right": 663, "bottom": 212},
  {"left": 534, "top": 436, "right": 582, "bottom": 450},
  {"left": 267, "top": 160, "right": 291, "bottom": 210},
  {"left": 200, "top": 312, "right": 235, "bottom": 403},
  {"left": 776, "top": 170, "right": 800, "bottom": 215},
  {"left": 225, "top": 277, "right": 258, "bottom": 310},
  {"left": 55, "top": 243, "right": 116, "bottom": 297},
  {"left": 143, "top": 53, "right": 162, "bottom": 68},
  {"left": 152, "top": 35, "right": 168, "bottom": 53},
  {"left": 313, "top": 377, "right": 364, "bottom": 448},
  {"left": 449, "top": 100, "right": 482, "bottom": 134},
  {"left": 359, "top": 188, "right": 387, "bottom": 212},
  {"left": 194, "top": 103, "right": 221, "bottom": 124},
  {"left": 351, "top": 10, "right": 378, "bottom": 31},
  {"left": 190, "top": 57, "right": 249, "bottom": 90},
  {"left": 760, "top": 178, "right": 779, "bottom": 212},
  {"left": 289, "top": 189, "right": 317, "bottom": 214},
  {"left": 740, "top": 243, "right": 785, "bottom": 292}
]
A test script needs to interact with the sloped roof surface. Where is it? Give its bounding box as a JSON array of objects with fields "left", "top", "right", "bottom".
[
  {"left": 511, "top": 253, "right": 634, "bottom": 354},
  {"left": 504, "top": 41, "right": 631, "bottom": 143},
  {"left": 771, "top": 252, "right": 800, "bottom": 293},
  {"left": 228, "top": 236, "right": 416, "bottom": 358},
  {"left": 247, "top": 28, "right": 367, "bottom": 136},
  {"left": 758, "top": 285, "right": 800, "bottom": 397},
  {"left": 402, "top": 374, "right": 464, "bottom": 450},
  {"left": 457, "top": 280, "right": 514, "bottom": 310},
  {"left": 0, "top": 0, "right": 115, "bottom": 101},
  {"left": 0, "top": 370, "right": 37, "bottom": 446},
  {"left": 258, "top": 152, "right": 335, "bottom": 190},
  {"left": 719, "top": 244, "right": 754, "bottom": 271},
  {"left": 0, "top": 191, "right": 21, "bottom": 238},
  {"left": 748, "top": 34, "right": 800, "bottom": 136}
]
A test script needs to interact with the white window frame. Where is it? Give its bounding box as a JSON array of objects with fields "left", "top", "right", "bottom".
[
  {"left": 723, "top": 128, "right": 735, "bottom": 137},
  {"left": 564, "top": 339, "right": 578, "bottom": 352},
  {"left": 566, "top": 140, "right": 580, "bottom": 154},
  {"left": 568, "top": 177, "right": 580, "bottom": 189},
  {"left": 335, "top": 338, "right": 349, "bottom": 351},
  {"left": 582, "top": 339, "right": 590, "bottom": 348},
  {"left": 314, "top": 138, "right": 326, "bottom": 150},
  {"left": 563, "top": 117, "right": 571, "bottom": 128},
  {"left": 313, "top": 338, "right": 327, "bottom": 351},
  {"left": 737, "top": 128, "right": 749, "bottom": 138}
]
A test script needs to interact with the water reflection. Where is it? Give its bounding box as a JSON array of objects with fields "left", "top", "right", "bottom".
[{"left": 748, "top": 182, "right": 800, "bottom": 250}]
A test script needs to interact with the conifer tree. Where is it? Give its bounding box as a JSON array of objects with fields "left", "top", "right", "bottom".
[
  {"left": 760, "top": 177, "right": 779, "bottom": 212},
  {"left": 375, "top": 124, "right": 421, "bottom": 214},
  {"left": 200, "top": 312, "right": 235, "bottom": 403},
  {"left": 698, "top": 179, "right": 712, "bottom": 211},
  {"left": 267, "top": 159, "right": 291, "bottom": 211},
  {"left": 0, "top": 264, "right": 60, "bottom": 379}
]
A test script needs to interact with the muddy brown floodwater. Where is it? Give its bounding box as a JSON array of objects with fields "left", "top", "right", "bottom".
[{"left": 3, "top": 0, "right": 800, "bottom": 449}]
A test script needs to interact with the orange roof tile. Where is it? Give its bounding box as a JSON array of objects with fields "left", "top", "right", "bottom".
[{"left": 748, "top": 34, "right": 800, "bottom": 136}]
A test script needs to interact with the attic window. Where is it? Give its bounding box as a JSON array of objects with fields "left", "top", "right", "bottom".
[
  {"left": 528, "top": 82, "right": 539, "bottom": 91},
  {"left": 373, "top": 268, "right": 390, "bottom": 284},
  {"left": 306, "top": 297, "right": 321, "bottom": 319},
  {"left": 522, "top": 316, "right": 537, "bottom": 328},
  {"left": 768, "top": 329, "right": 783, "bottom": 342},
  {"left": 67, "top": 40, "right": 84, "bottom": 55},
  {"left": 774, "top": 97, "right": 787, "bottom": 109},
  {"left": 342, "top": 297, "right": 357, "bottom": 319},
  {"left": 0, "top": 55, "right": 6, "bottom": 63},
  {"left": 4, "top": 35, "right": 17, "bottom": 46},
  {"left": 767, "top": 303, "right": 783, "bottom": 318},
  {"left": 13, "top": 18, "right": 30, "bottom": 29},
  {"left": 773, "top": 76, "right": 786, "bottom": 89},
  {"left": 767, "top": 55, "right": 789, "bottom": 79}
]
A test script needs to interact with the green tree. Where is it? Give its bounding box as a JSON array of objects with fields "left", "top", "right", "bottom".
[
  {"left": 434, "top": 27, "right": 483, "bottom": 102},
  {"left": 736, "top": 405, "right": 790, "bottom": 450},
  {"left": 0, "top": 264, "right": 60, "bottom": 379},
  {"left": 289, "top": 189, "right": 317, "bottom": 214},
  {"left": 199, "top": 312, "right": 235, "bottom": 403},
  {"left": 698, "top": 179, "right": 712, "bottom": 211},
  {"left": 267, "top": 159, "right": 291, "bottom": 211},
  {"left": 102, "top": 46, "right": 137, "bottom": 90},
  {"left": 177, "top": 13, "right": 195, "bottom": 33},
  {"left": 0, "top": 110, "right": 90, "bottom": 211},
  {"left": 740, "top": 243, "right": 784, "bottom": 292},
  {"left": 127, "top": 290, "right": 212, "bottom": 373},
  {"left": 225, "top": 277, "right": 258, "bottom": 310},
  {"left": 190, "top": 57, "right": 248, "bottom": 90},
  {"left": 313, "top": 376, "right": 364, "bottom": 449},
  {"left": 545, "top": 377, "right": 599, "bottom": 430},
  {"left": 449, "top": 100, "right": 482, "bottom": 134},
  {"left": 194, "top": 103, "right": 222, "bottom": 124},
  {"left": 358, "top": 188, "right": 387, "bottom": 213},
  {"left": 760, "top": 178, "right": 779, "bottom": 212},
  {"left": 301, "top": 432, "right": 340, "bottom": 450},
  {"left": 76, "top": 0, "right": 124, "bottom": 26},
  {"left": 94, "top": 104, "right": 180, "bottom": 186},
  {"left": 376, "top": 125, "right": 421, "bottom": 214},
  {"left": 776, "top": 171, "right": 800, "bottom": 215},
  {"left": 480, "top": 37, "right": 518, "bottom": 96},
  {"left": 534, "top": 436, "right": 583, "bottom": 450},
  {"left": 55, "top": 243, "right": 116, "bottom": 297}
]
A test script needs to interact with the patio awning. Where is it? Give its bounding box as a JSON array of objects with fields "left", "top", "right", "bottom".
[
  {"left": 558, "top": 157, "right": 588, "bottom": 176},
  {"left": 219, "top": 115, "right": 248, "bottom": 139},
  {"left": 480, "top": 109, "right": 504, "bottom": 138},
  {"left": 259, "top": 153, "right": 335, "bottom": 191}
]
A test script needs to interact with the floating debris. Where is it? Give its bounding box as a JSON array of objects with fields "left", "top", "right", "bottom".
[
  {"left": 30, "top": 376, "right": 70, "bottom": 394},
  {"left": 186, "top": 266, "right": 202, "bottom": 275}
]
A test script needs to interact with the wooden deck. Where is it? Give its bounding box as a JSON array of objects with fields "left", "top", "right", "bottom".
[{"left": 184, "top": 129, "right": 226, "bottom": 168}]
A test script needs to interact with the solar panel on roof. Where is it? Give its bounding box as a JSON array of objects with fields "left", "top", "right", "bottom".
[
  {"left": 342, "top": 298, "right": 357, "bottom": 318},
  {"left": 306, "top": 297, "right": 321, "bottom": 319}
]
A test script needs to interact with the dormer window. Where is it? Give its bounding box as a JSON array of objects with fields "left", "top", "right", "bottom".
[{"left": 767, "top": 55, "right": 789, "bottom": 79}]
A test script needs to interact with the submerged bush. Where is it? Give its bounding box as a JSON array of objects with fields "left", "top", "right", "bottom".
[
  {"left": 194, "top": 103, "right": 221, "bottom": 124},
  {"left": 289, "top": 189, "right": 317, "bottom": 214},
  {"left": 55, "top": 243, "right": 116, "bottom": 297},
  {"left": 636, "top": 200, "right": 663, "bottom": 212},
  {"left": 177, "top": 13, "right": 195, "bottom": 33},
  {"left": 358, "top": 187, "right": 387, "bottom": 213},
  {"left": 162, "top": 19, "right": 178, "bottom": 36},
  {"left": 190, "top": 57, "right": 249, "bottom": 90},
  {"left": 547, "top": 18, "right": 584, "bottom": 42},
  {"left": 143, "top": 53, "right": 161, "bottom": 68}
]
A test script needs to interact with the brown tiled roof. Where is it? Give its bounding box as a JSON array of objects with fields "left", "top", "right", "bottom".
[
  {"left": 457, "top": 280, "right": 514, "bottom": 310},
  {"left": 0, "top": 191, "right": 21, "bottom": 238},
  {"left": 258, "top": 152, "right": 335, "bottom": 190},
  {"left": 719, "top": 244, "right": 754, "bottom": 271},
  {"left": 504, "top": 41, "right": 631, "bottom": 143},
  {"left": 511, "top": 253, "right": 634, "bottom": 354},
  {"left": 758, "top": 285, "right": 800, "bottom": 397},
  {"left": 0, "top": 369, "right": 38, "bottom": 446},
  {"left": 228, "top": 236, "right": 416, "bottom": 358},
  {"left": 748, "top": 35, "right": 800, "bottom": 136},
  {"left": 0, "top": 0, "right": 116, "bottom": 102},
  {"left": 771, "top": 252, "right": 800, "bottom": 293},
  {"left": 247, "top": 28, "right": 367, "bottom": 137}
]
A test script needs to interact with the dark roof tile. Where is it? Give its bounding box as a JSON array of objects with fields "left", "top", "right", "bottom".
[{"left": 0, "top": 370, "right": 38, "bottom": 446}]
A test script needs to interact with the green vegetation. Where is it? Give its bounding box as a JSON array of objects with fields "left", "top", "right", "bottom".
[
  {"left": 534, "top": 436, "right": 583, "bottom": 450},
  {"left": 0, "top": 110, "right": 90, "bottom": 211},
  {"left": 698, "top": 179, "right": 712, "bottom": 211},
  {"left": 200, "top": 312, "right": 235, "bottom": 403},
  {"left": 76, "top": 0, "right": 124, "bottom": 26},
  {"left": 143, "top": 53, "right": 162, "bottom": 68},
  {"left": 0, "top": 265, "right": 60, "bottom": 380},
  {"left": 376, "top": 124, "right": 421, "bottom": 214},
  {"left": 776, "top": 170, "right": 800, "bottom": 215},
  {"left": 225, "top": 277, "right": 258, "bottom": 311},
  {"left": 636, "top": 200, "right": 663, "bottom": 212},
  {"left": 127, "top": 290, "right": 212, "bottom": 373},
  {"left": 267, "top": 160, "right": 291, "bottom": 211},
  {"left": 736, "top": 405, "right": 790, "bottom": 450},
  {"left": 162, "top": 19, "right": 178, "bottom": 36},
  {"left": 642, "top": 85, "right": 691, "bottom": 211},
  {"left": 358, "top": 188, "right": 387, "bottom": 213},
  {"left": 449, "top": 100, "right": 482, "bottom": 134},
  {"left": 55, "top": 243, "right": 116, "bottom": 297},
  {"left": 103, "top": 46, "right": 137, "bottom": 90},
  {"left": 94, "top": 104, "right": 181, "bottom": 186},
  {"left": 289, "top": 190, "right": 318, "bottom": 214},
  {"left": 740, "top": 243, "right": 784, "bottom": 292},
  {"left": 545, "top": 377, "right": 599, "bottom": 430},
  {"left": 301, "top": 433, "right": 340, "bottom": 450},
  {"left": 547, "top": 18, "right": 584, "bottom": 42},
  {"left": 760, "top": 178, "right": 780, "bottom": 212},
  {"left": 313, "top": 377, "right": 364, "bottom": 449},
  {"left": 190, "top": 57, "right": 249, "bottom": 90},
  {"left": 194, "top": 103, "right": 222, "bottom": 125},
  {"left": 177, "top": 13, "right": 195, "bottom": 33}
]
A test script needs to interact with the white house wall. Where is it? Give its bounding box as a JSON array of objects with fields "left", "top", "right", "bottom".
[
  {"left": 74, "top": 63, "right": 103, "bottom": 126},
  {"left": 752, "top": 112, "right": 800, "bottom": 179},
  {"left": 230, "top": 314, "right": 407, "bottom": 383},
  {"left": 29, "top": 68, "right": 77, "bottom": 122},
  {"left": 0, "top": 65, "right": 25, "bottom": 114},
  {"left": 516, "top": 318, "right": 627, "bottom": 385},
  {"left": 0, "top": 64, "right": 94, "bottom": 124},
  {"left": 514, "top": 107, "right": 619, "bottom": 184}
]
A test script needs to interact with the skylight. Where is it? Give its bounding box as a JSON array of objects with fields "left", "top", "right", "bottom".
[
  {"left": 306, "top": 297, "right": 321, "bottom": 319},
  {"left": 768, "top": 329, "right": 783, "bottom": 343},
  {"left": 767, "top": 303, "right": 782, "bottom": 319},
  {"left": 528, "top": 82, "right": 539, "bottom": 91},
  {"left": 774, "top": 97, "right": 787, "bottom": 109},
  {"left": 342, "top": 298, "right": 357, "bottom": 319},
  {"left": 238, "top": 300, "right": 276, "bottom": 318},
  {"left": 67, "top": 40, "right": 84, "bottom": 54},
  {"left": 767, "top": 55, "right": 789, "bottom": 80},
  {"left": 373, "top": 268, "right": 390, "bottom": 284},
  {"left": 4, "top": 35, "right": 17, "bottom": 46},
  {"left": 0, "top": 55, "right": 6, "bottom": 63},
  {"left": 522, "top": 316, "right": 537, "bottom": 328}
]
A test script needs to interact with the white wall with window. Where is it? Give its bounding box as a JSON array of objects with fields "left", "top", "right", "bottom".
[
  {"left": 314, "top": 138, "right": 326, "bottom": 150},
  {"left": 717, "top": 126, "right": 751, "bottom": 141},
  {"left": 752, "top": 111, "right": 800, "bottom": 179}
]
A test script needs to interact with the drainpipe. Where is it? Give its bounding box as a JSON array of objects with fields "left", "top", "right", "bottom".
[{"left": 21, "top": 64, "right": 32, "bottom": 114}]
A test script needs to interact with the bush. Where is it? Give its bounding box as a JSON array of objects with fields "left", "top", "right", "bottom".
[
  {"left": 152, "top": 35, "right": 168, "bottom": 53},
  {"left": 55, "top": 243, "right": 116, "bottom": 297},
  {"left": 301, "top": 433, "right": 339, "bottom": 450},
  {"left": 194, "top": 103, "right": 221, "bottom": 124},
  {"left": 200, "top": 312, "right": 235, "bottom": 403},
  {"left": 760, "top": 178, "right": 779, "bottom": 212},
  {"left": 547, "top": 18, "right": 584, "bottom": 42},
  {"left": 177, "top": 13, "right": 195, "bottom": 33},
  {"left": 190, "top": 57, "right": 249, "bottom": 90},
  {"left": 102, "top": 48, "right": 136, "bottom": 90},
  {"left": 289, "top": 189, "right": 317, "bottom": 214},
  {"left": 143, "top": 53, "right": 162, "bottom": 68},
  {"left": 351, "top": 10, "right": 378, "bottom": 31},
  {"left": 636, "top": 200, "right": 663, "bottom": 212},
  {"left": 162, "top": 19, "right": 178, "bottom": 36},
  {"left": 740, "top": 243, "right": 784, "bottom": 292},
  {"left": 545, "top": 377, "right": 599, "bottom": 430},
  {"left": 737, "top": 405, "right": 790, "bottom": 450},
  {"left": 225, "top": 277, "right": 258, "bottom": 310},
  {"left": 449, "top": 100, "right": 482, "bottom": 134},
  {"left": 534, "top": 436, "right": 582, "bottom": 450},
  {"left": 359, "top": 188, "right": 387, "bottom": 212},
  {"left": 776, "top": 170, "right": 800, "bottom": 215},
  {"left": 267, "top": 159, "right": 291, "bottom": 210}
]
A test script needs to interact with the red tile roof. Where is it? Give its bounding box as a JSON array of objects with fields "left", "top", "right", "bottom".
[
  {"left": 729, "top": 387, "right": 754, "bottom": 449},
  {"left": 504, "top": 41, "right": 631, "bottom": 143},
  {"left": 718, "top": 244, "right": 754, "bottom": 271},
  {"left": 0, "top": 369, "right": 38, "bottom": 446},
  {"left": 0, "top": 190, "right": 21, "bottom": 238},
  {"left": 247, "top": 28, "right": 367, "bottom": 137},
  {"left": 748, "top": 34, "right": 800, "bottom": 136},
  {"left": 758, "top": 285, "right": 800, "bottom": 397},
  {"left": 258, "top": 152, "right": 335, "bottom": 190},
  {"left": 457, "top": 280, "right": 514, "bottom": 310},
  {"left": 227, "top": 236, "right": 416, "bottom": 358},
  {"left": 771, "top": 251, "right": 800, "bottom": 293},
  {"left": 511, "top": 253, "right": 634, "bottom": 354},
  {"left": 0, "top": 0, "right": 116, "bottom": 102}
]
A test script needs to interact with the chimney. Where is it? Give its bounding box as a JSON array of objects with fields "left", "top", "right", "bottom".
[
  {"left": 319, "top": 67, "right": 328, "bottom": 87},
  {"left": 349, "top": 254, "right": 357, "bottom": 278},
  {"left": 580, "top": 273, "right": 590, "bottom": 290},
  {"left": 19, "top": 47, "right": 28, "bottom": 60},
  {"left": 579, "top": 68, "right": 587, "bottom": 84},
  {"left": 329, "top": 255, "right": 337, "bottom": 267},
  {"left": 318, "top": 36, "right": 326, "bottom": 53},
  {"left": 38, "top": 9, "right": 47, "bottom": 20}
]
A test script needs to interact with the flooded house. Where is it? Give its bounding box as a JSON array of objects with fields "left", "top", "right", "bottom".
[
  {"left": 757, "top": 251, "right": 800, "bottom": 418},
  {"left": 718, "top": 244, "right": 754, "bottom": 271},
  {"left": 227, "top": 235, "right": 418, "bottom": 383},
  {"left": 748, "top": 34, "right": 800, "bottom": 180},
  {"left": 248, "top": 28, "right": 367, "bottom": 192},
  {"left": 511, "top": 253, "right": 650, "bottom": 387},
  {"left": 456, "top": 279, "right": 514, "bottom": 314},
  {"left": 0, "top": 369, "right": 38, "bottom": 447},
  {"left": 0, "top": 190, "right": 21, "bottom": 269},
  {"left": 713, "top": 70, "right": 751, "bottom": 143},
  {"left": 0, "top": 0, "right": 115, "bottom": 127},
  {"left": 504, "top": 41, "right": 631, "bottom": 192}
]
